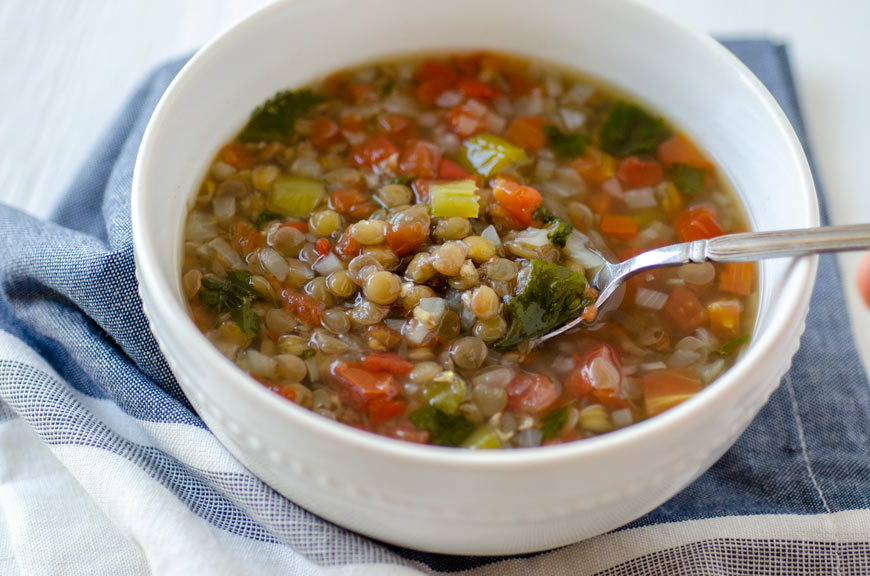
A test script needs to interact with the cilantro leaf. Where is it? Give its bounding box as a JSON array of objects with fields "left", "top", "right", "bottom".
[
  {"left": 543, "top": 125, "right": 587, "bottom": 158},
  {"left": 198, "top": 271, "right": 261, "bottom": 337},
  {"left": 253, "top": 211, "right": 285, "bottom": 228},
  {"left": 669, "top": 163, "right": 707, "bottom": 196},
  {"left": 239, "top": 89, "right": 324, "bottom": 143},
  {"left": 714, "top": 334, "right": 750, "bottom": 356},
  {"left": 532, "top": 205, "right": 573, "bottom": 248},
  {"left": 409, "top": 405, "right": 475, "bottom": 447},
  {"left": 494, "top": 259, "right": 589, "bottom": 350},
  {"left": 599, "top": 102, "right": 670, "bottom": 156},
  {"left": 540, "top": 404, "right": 571, "bottom": 440}
]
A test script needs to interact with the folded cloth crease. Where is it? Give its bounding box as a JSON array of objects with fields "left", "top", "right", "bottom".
[{"left": 0, "top": 40, "right": 868, "bottom": 576}]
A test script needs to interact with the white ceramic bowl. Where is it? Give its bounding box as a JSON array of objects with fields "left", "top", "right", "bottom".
[{"left": 132, "top": 0, "right": 818, "bottom": 555}]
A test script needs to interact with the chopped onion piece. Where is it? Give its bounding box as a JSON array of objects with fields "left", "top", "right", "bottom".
[
  {"left": 242, "top": 350, "right": 276, "bottom": 379},
  {"left": 560, "top": 108, "right": 587, "bottom": 131},
  {"left": 564, "top": 83, "right": 595, "bottom": 105},
  {"left": 383, "top": 95, "right": 419, "bottom": 115},
  {"left": 640, "top": 361, "right": 667, "bottom": 372},
  {"left": 485, "top": 112, "right": 507, "bottom": 134},
  {"left": 413, "top": 297, "right": 447, "bottom": 329},
  {"left": 668, "top": 348, "right": 702, "bottom": 368},
  {"left": 186, "top": 212, "right": 219, "bottom": 242},
  {"left": 699, "top": 358, "right": 727, "bottom": 383},
  {"left": 402, "top": 318, "right": 433, "bottom": 346},
  {"left": 259, "top": 247, "right": 290, "bottom": 282},
  {"left": 611, "top": 408, "right": 633, "bottom": 428},
  {"left": 212, "top": 195, "right": 236, "bottom": 223},
  {"left": 481, "top": 224, "right": 502, "bottom": 248},
  {"left": 588, "top": 357, "right": 620, "bottom": 390},
  {"left": 602, "top": 177, "right": 623, "bottom": 198},
  {"left": 623, "top": 187, "right": 657, "bottom": 209},
  {"left": 676, "top": 335, "right": 706, "bottom": 352},
  {"left": 635, "top": 287, "right": 668, "bottom": 310},
  {"left": 679, "top": 262, "right": 716, "bottom": 285},
  {"left": 207, "top": 238, "right": 244, "bottom": 270},
  {"left": 291, "top": 156, "right": 323, "bottom": 179},
  {"left": 313, "top": 252, "right": 343, "bottom": 276},
  {"left": 436, "top": 89, "right": 464, "bottom": 108}
]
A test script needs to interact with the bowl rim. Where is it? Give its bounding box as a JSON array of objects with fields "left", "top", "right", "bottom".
[{"left": 132, "top": 0, "right": 819, "bottom": 470}]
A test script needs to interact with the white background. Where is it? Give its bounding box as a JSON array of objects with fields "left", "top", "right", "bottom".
[{"left": 1, "top": 0, "right": 867, "bottom": 370}]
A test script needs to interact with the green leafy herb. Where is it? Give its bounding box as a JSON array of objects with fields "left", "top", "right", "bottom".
[
  {"left": 543, "top": 124, "right": 587, "bottom": 158},
  {"left": 380, "top": 79, "right": 395, "bottom": 96},
  {"left": 253, "top": 210, "right": 285, "bottom": 228},
  {"left": 714, "top": 334, "right": 750, "bottom": 356},
  {"left": 409, "top": 405, "right": 475, "bottom": 447},
  {"left": 494, "top": 259, "right": 589, "bottom": 350},
  {"left": 532, "top": 205, "right": 573, "bottom": 248},
  {"left": 198, "top": 270, "right": 261, "bottom": 337},
  {"left": 669, "top": 163, "right": 707, "bottom": 196},
  {"left": 540, "top": 404, "right": 571, "bottom": 440},
  {"left": 599, "top": 102, "right": 670, "bottom": 156},
  {"left": 238, "top": 89, "right": 324, "bottom": 143},
  {"left": 388, "top": 175, "right": 416, "bottom": 186}
]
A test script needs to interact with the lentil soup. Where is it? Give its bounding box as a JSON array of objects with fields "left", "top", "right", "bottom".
[{"left": 181, "top": 52, "right": 756, "bottom": 449}]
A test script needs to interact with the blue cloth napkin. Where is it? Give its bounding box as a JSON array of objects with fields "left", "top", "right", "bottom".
[{"left": 0, "top": 40, "right": 867, "bottom": 575}]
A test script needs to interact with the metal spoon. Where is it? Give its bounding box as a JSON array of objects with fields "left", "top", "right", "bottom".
[{"left": 533, "top": 223, "right": 870, "bottom": 347}]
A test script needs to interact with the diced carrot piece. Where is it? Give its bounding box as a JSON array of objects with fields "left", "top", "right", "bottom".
[
  {"left": 565, "top": 344, "right": 623, "bottom": 398},
  {"left": 330, "top": 188, "right": 376, "bottom": 219},
  {"left": 491, "top": 178, "right": 543, "bottom": 227},
  {"left": 642, "top": 368, "right": 702, "bottom": 416},
  {"left": 719, "top": 262, "right": 754, "bottom": 296},
  {"left": 456, "top": 77, "right": 499, "bottom": 100},
  {"left": 664, "top": 286, "right": 707, "bottom": 333},
  {"left": 334, "top": 229, "right": 362, "bottom": 261},
  {"left": 616, "top": 156, "right": 664, "bottom": 188},
  {"left": 505, "top": 116, "right": 547, "bottom": 151},
  {"left": 281, "top": 289, "right": 324, "bottom": 327},
  {"left": 398, "top": 140, "right": 442, "bottom": 179},
  {"left": 362, "top": 352, "right": 414, "bottom": 375},
  {"left": 315, "top": 237, "right": 331, "bottom": 256},
  {"left": 348, "top": 82, "right": 378, "bottom": 104},
  {"left": 351, "top": 135, "right": 398, "bottom": 167},
  {"left": 220, "top": 143, "right": 255, "bottom": 169},
  {"left": 657, "top": 134, "right": 714, "bottom": 171},
  {"left": 332, "top": 362, "right": 400, "bottom": 411},
  {"left": 378, "top": 114, "right": 417, "bottom": 146},
  {"left": 505, "top": 372, "right": 558, "bottom": 415},
  {"left": 324, "top": 72, "right": 347, "bottom": 98},
  {"left": 271, "top": 384, "right": 299, "bottom": 404},
  {"left": 311, "top": 117, "right": 341, "bottom": 151},
  {"left": 386, "top": 222, "right": 428, "bottom": 257},
  {"left": 586, "top": 190, "right": 612, "bottom": 216},
  {"left": 571, "top": 148, "right": 615, "bottom": 186},
  {"left": 368, "top": 397, "right": 406, "bottom": 425},
  {"left": 445, "top": 102, "right": 488, "bottom": 138},
  {"left": 708, "top": 299, "right": 742, "bottom": 339},
  {"left": 674, "top": 206, "right": 725, "bottom": 242},
  {"left": 438, "top": 158, "right": 470, "bottom": 179},
  {"left": 600, "top": 213, "right": 638, "bottom": 239},
  {"left": 231, "top": 222, "right": 265, "bottom": 256}
]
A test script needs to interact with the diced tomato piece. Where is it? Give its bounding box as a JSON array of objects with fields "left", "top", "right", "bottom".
[
  {"left": 708, "top": 299, "right": 742, "bottom": 339},
  {"left": 571, "top": 148, "right": 615, "bottom": 186},
  {"left": 340, "top": 113, "right": 365, "bottom": 140},
  {"left": 505, "top": 116, "right": 546, "bottom": 151},
  {"left": 330, "top": 188, "right": 376, "bottom": 219},
  {"left": 586, "top": 190, "right": 612, "bottom": 215},
  {"left": 324, "top": 72, "right": 347, "bottom": 98},
  {"left": 565, "top": 344, "right": 623, "bottom": 398},
  {"left": 311, "top": 116, "right": 341, "bottom": 151},
  {"left": 491, "top": 178, "right": 543, "bottom": 227},
  {"left": 398, "top": 140, "right": 442, "bottom": 179},
  {"left": 410, "top": 178, "right": 444, "bottom": 204},
  {"left": 616, "top": 156, "right": 664, "bottom": 189},
  {"left": 334, "top": 229, "right": 362, "bottom": 262},
  {"left": 664, "top": 286, "right": 707, "bottom": 333},
  {"left": 674, "top": 206, "right": 725, "bottom": 242},
  {"left": 600, "top": 213, "right": 638, "bottom": 239},
  {"left": 642, "top": 368, "right": 702, "bottom": 416},
  {"left": 657, "top": 134, "right": 714, "bottom": 171},
  {"left": 348, "top": 82, "right": 378, "bottom": 105},
  {"left": 332, "top": 361, "right": 400, "bottom": 411},
  {"left": 231, "top": 222, "right": 265, "bottom": 256},
  {"left": 378, "top": 114, "right": 417, "bottom": 146},
  {"left": 351, "top": 134, "right": 399, "bottom": 167},
  {"left": 315, "top": 237, "right": 331, "bottom": 256},
  {"left": 416, "top": 59, "right": 457, "bottom": 105},
  {"left": 456, "top": 77, "right": 499, "bottom": 100},
  {"left": 384, "top": 420, "right": 430, "bottom": 444},
  {"left": 362, "top": 352, "right": 414, "bottom": 375},
  {"left": 281, "top": 289, "right": 324, "bottom": 326},
  {"left": 386, "top": 222, "right": 428, "bottom": 257},
  {"left": 446, "top": 102, "right": 488, "bottom": 138},
  {"left": 719, "top": 262, "right": 754, "bottom": 296},
  {"left": 506, "top": 72, "right": 535, "bottom": 96},
  {"left": 368, "top": 397, "right": 407, "bottom": 425},
  {"left": 438, "top": 158, "right": 470, "bottom": 179},
  {"left": 505, "top": 372, "right": 558, "bottom": 415},
  {"left": 220, "top": 143, "right": 256, "bottom": 169}
]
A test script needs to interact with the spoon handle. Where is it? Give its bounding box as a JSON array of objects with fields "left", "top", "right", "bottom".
[{"left": 701, "top": 223, "right": 870, "bottom": 262}]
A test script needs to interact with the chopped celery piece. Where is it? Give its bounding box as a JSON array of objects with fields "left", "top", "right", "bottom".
[
  {"left": 461, "top": 133, "right": 528, "bottom": 178},
  {"left": 494, "top": 259, "right": 588, "bottom": 350},
  {"left": 423, "top": 370, "right": 468, "bottom": 416},
  {"left": 430, "top": 179, "right": 480, "bottom": 218},
  {"left": 460, "top": 424, "right": 502, "bottom": 449},
  {"left": 268, "top": 175, "right": 325, "bottom": 218}
]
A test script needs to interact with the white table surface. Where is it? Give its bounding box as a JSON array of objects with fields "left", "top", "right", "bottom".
[{"left": 1, "top": 0, "right": 867, "bottom": 371}]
